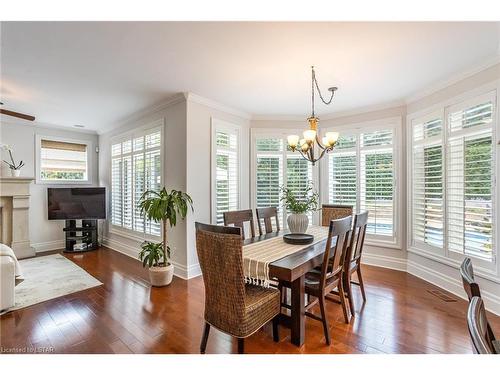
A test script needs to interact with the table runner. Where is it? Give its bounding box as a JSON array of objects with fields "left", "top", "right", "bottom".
[{"left": 242, "top": 225, "right": 329, "bottom": 287}]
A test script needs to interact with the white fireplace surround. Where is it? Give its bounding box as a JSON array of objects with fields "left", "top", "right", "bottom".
[{"left": 0, "top": 177, "right": 35, "bottom": 259}]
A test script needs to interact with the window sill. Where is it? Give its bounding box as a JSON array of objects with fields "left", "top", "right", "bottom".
[
  {"left": 407, "top": 245, "right": 499, "bottom": 283},
  {"left": 364, "top": 238, "right": 401, "bottom": 250}
]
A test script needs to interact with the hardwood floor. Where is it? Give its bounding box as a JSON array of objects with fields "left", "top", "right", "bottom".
[{"left": 1, "top": 247, "right": 499, "bottom": 354}]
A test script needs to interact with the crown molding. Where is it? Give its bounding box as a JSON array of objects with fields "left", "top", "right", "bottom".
[
  {"left": 184, "top": 92, "right": 252, "bottom": 120},
  {"left": 97, "top": 93, "right": 186, "bottom": 135},
  {"left": 405, "top": 55, "right": 500, "bottom": 105},
  {"left": 251, "top": 99, "right": 406, "bottom": 122}
]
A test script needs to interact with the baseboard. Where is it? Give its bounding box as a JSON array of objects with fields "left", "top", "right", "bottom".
[
  {"left": 32, "top": 240, "right": 65, "bottom": 253},
  {"left": 102, "top": 237, "right": 197, "bottom": 280},
  {"left": 361, "top": 252, "right": 407, "bottom": 272},
  {"left": 407, "top": 259, "right": 500, "bottom": 316}
]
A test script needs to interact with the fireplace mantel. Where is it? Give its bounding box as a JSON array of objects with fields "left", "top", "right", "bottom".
[{"left": 0, "top": 176, "right": 35, "bottom": 259}]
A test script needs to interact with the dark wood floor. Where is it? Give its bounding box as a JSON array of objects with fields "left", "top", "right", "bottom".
[{"left": 1, "top": 247, "right": 499, "bottom": 354}]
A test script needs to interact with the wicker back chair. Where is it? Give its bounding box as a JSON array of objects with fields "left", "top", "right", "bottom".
[
  {"left": 342, "top": 211, "right": 369, "bottom": 315},
  {"left": 256, "top": 207, "right": 280, "bottom": 236},
  {"left": 223, "top": 209, "right": 256, "bottom": 239},
  {"left": 195, "top": 222, "right": 280, "bottom": 354},
  {"left": 321, "top": 204, "right": 353, "bottom": 226},
  {"left": 303, "top": 216, "right": 352, "bottom": 345},
  {"left": 467, "top": 297, "right": 498, "bottom": 354}
]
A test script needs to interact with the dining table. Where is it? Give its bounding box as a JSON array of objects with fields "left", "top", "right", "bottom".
[{"left": 242, "top": 226, "right": 332, "bottom": 347}]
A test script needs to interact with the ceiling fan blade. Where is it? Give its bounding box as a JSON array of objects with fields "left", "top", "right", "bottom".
[{"left": 0, "top": 108, "right": 36, "bottom": 121}]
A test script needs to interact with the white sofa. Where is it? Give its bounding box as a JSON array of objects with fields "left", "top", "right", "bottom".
[{"left": 0, "top": 255, "right": 16, "bottom": 311}]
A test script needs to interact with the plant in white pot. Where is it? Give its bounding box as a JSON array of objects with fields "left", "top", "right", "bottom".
[
  {"left": 138, "top": 188, "right": 193, "bottom": 287},
  {"left": 280, "top": 184, "right": 319, "bottom": 234},
  {"left": 1, "top": 144, "right": 24, "bottom": 177}
]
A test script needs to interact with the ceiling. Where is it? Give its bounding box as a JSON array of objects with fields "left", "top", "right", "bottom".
[{"left": 1, "top": 22, "right": 499, "bottom": 131}]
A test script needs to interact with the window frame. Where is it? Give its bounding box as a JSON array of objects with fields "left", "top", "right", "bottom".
[
  {"left": 320, "top": 117, "right": 403, "bottom": 249},
  {"left": 210, "top": 118, "right": 242, "bottom": 225},
  {"left": 35, "top": 134, "right": 93, "bottom": 185},
  {"left": 250, "top": 128, "right": 321, "bottom": 227},
  {"left": 109, "top": 120, "right": 164, "bottom": 241},
  {"left": 407, "top": 86, "right": 499, "bottom": 278}
]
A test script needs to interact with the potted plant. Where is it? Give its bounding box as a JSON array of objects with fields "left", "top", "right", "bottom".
[
  {"left": 280, "top": 184, "right": 319, "bottom": 234},
  {"left": 1, "top": 144, "right": 24, "bottom": 177},
  {"left": 138, "top": 188, "right": 193, "bottom": 287}
]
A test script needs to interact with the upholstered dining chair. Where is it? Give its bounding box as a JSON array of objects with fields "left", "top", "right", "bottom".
[
  {"left": 467, "top": 296, "right": 498, "bottom": 354},
  {"left": 195, "top": 222, "right": 280, "bottom": 354},
  {"left": 303, "top": 216, "right": 352, "bottom": 345},
  {"left": 256, "top": 207, "right": 280, "bottom": 236},
  {"left": 460, "top": 257, "right": 496, "bottom": 347},
  {"left": 341, "top": 211, "right": 369, "bottom": 315},
  {"left": 223, "top": 209, "right": 256, "bottom": 239},
  {"left": 321, "top": 204, "right": 353, "bottom": 226}
]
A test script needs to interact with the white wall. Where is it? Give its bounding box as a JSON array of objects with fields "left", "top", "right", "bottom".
[
  {"left": 185, "top": 96, "right": 251, "bottom": 278},
  {"left": 0, "top": 121, "right": 99, "bottom": 251}
]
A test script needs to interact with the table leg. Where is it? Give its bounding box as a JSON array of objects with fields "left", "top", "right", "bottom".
[{"left": 290, "top": 275, "right": 305, "bottom": 346}]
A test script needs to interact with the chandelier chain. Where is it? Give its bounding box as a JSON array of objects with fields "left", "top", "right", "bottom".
[{"left": 312, "top": 67, "right": 335, "bottom": 107}]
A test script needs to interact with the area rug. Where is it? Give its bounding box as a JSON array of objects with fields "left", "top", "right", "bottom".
[{"left": 11, "top": 254, "right": 102, "bottom": 311}]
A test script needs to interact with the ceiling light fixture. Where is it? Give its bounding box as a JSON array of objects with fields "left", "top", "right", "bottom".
[{"left": 287, "top": 66, "right": 339, "bottom": 166}]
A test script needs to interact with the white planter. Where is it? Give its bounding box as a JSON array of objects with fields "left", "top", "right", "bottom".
[
  {"left": 287, "top": 213, "right": 309, "bottom": 234},
  {"left": 10, "top": 169, "right": 21, "bottom": 177},
  {"left": 148, "top": 264, "right": 174, "bottom": 287}
]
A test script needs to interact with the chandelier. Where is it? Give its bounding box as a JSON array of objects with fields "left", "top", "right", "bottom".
[{"left": 287, "top": 66, "right": 339, "bottom": 165}]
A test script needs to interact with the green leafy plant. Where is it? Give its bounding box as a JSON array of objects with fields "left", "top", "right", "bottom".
[
  {"left": 139, "top": 241, "right": 167, "bottom": 268},
  {"left": 280, "top": 184, "right": 320, "bottom": 214},
  {"left": 138, "top": 188, "right": 193, "bottom": 267}
]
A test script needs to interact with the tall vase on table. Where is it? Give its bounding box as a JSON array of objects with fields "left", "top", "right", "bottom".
[{"left": 280, "top": 184, "right": 320, "bottom": 234}]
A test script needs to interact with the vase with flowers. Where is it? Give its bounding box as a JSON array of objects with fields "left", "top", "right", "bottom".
[
  {"left": 280, "top": 183, "right": 320, "bottom": 234},
  {"left": 1, "top": 144, "right": 24, "bottom": 177}
]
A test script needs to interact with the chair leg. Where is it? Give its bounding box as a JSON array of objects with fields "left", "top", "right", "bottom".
[
  {"left": 338, "top": 281, "right": 350, "bottom": 324},
  {"left": 318, "top": 296, "right": 331, "bottom": 345},
  {"left": 200, "top": 322, "right": 210, "bottom": 354},
  {"left": 237, "top": 338, "right": 244, "bottom": 354},
  {"left": 357, "top": 267, "right": 367, "bottom": 301},
  {"left": 272, "top": 316, "right": 280, "bottom": 342},
  {"left": 344, "top": 276, "right": 355, "bottom": 317}
]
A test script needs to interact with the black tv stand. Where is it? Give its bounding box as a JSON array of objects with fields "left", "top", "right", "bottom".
[{"left": 63, "top": 219, "right": 99, "bottom": 253}]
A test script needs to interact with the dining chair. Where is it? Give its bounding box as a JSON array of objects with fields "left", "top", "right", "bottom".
[
  {"left": 467, "top": 296, "right": 498, "bottom": 354},
  {"left": 256, "top": 207, "right": 280, "bottom": 236},
  {"left": 342, "top": 211, "right": 369, "bottom": 315},
  {"left": 303, "top": 216, "right": 352, "bottom": 345},
  {"left": 460, "top": 257, "right": 496, "bottom": 347},
  {"left": 223, "top": 209, "right": 256, "bottom": 239},
  {"left": 321, "top": 204, "right": 354, "bottom": 226},
  {"left": 195, "top": 222, "right": 280, "bottom": 354}
]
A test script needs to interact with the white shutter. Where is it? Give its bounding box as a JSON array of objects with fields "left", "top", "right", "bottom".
[
  {"left": 447, "top": 98, "right": 494, "bottom": 260},
  {"left": 329, "top": 134, "right": 357, "bottom": 210},
  {"left": 110, "top": 126, "right": 162, "bottom": 237},
  {"left": 412, "top": 116, "right": 444, "bottom": 248},
  {"left": 360, "top": 130, "right": 394, "bottom": 237},
  {"left": 213, "top": 127, "right": 239, "bottom": 225}
]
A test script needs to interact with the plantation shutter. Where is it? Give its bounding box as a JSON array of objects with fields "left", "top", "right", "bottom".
[
  {"left": 329, "top": 134, "right": 357, "bottom": 211},
  {"left": 111, "top": 127, "right": 162, "bottom": 236},
  {"left": 359, "top": 130, "right": 394, "bottom": 237},
  {"left": 214, "top": 128, "right": 239, "bottom": 225},
  {"left": 255, "top": 138, "right": 284, "bottom": 222},
  {"left": 447, "top": 98, "right": 494, "bottom": 260},
  {"left": 412, "top": 116, "right": 444, "bottom": 248}
]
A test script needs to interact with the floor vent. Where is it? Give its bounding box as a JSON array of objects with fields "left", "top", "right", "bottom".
[{"left": 427, "top": 289, "right": 458, "bottom": 302}]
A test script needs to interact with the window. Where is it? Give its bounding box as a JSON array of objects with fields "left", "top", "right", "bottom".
[
  {"left": 409, "top": 91, "right": 497, "bottom": 266},
  {"left": 37, "top": 137, "right": 90, "bottom": 183},
  {"left": 111, "top": 125, "right": 162, "bottom": 237},
  {"left": 211, "top": 120, "right": 240, "bottom": 225},
  {"left": 326, "top": 121, "right": 400, "bottom": 245},
  {"left": 253, "top": 132, "right": 316, "bottom": 226}
]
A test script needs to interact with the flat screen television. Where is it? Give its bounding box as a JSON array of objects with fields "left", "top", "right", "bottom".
[{"left": 47, "top": 187, "right": 106, "bottom": 220}]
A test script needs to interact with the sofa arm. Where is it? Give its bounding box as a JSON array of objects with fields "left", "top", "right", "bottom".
[{"left": 0, "top": 256, "right": 16, "bottom": 311}]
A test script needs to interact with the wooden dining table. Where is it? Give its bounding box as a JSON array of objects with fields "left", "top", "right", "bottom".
[{"left": 243, "top": 230, "right": 331, "bottom": 347}]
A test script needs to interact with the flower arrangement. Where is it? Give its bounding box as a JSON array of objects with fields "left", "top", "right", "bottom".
[
  {"left": 280, "top": 183, "right": 320, "bottom": 214},
  {"left": 1, "top": 144, "right": 24, "bottom": 171}
]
